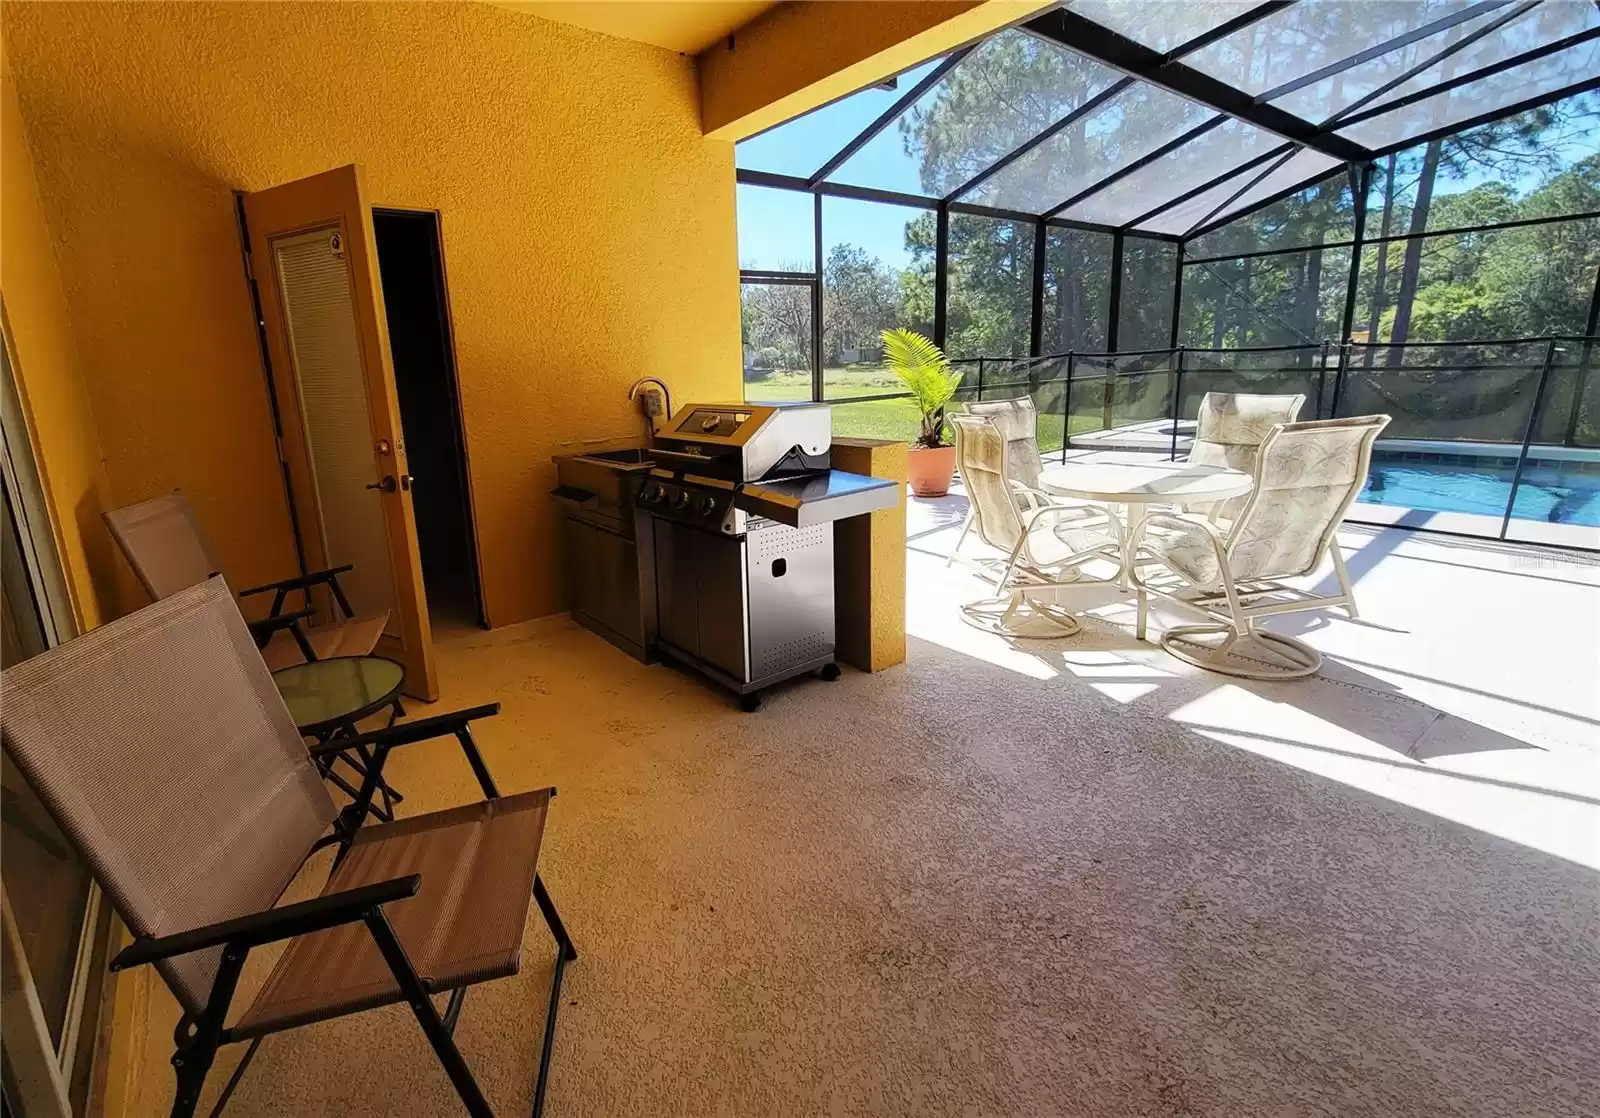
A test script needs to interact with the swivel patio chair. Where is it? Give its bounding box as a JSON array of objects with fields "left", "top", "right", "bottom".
[
  {"left": 1183, "top": 392, "right": 1306, "bottom": 523},
  {"left": 104, "top": 489, "right": 388, "bottom": 671},
  {"left": 1131, "top": 414, "right": 1390, "bottom": 679},
  {"left": 949, "top": 395, "right": 1045, "bottom": 566},
  {"left": 950, "top": 412, "right": 1122, "bottom": 637},
  {"left": 0, "top": 576, "right": 575, "bottom": 1118}
]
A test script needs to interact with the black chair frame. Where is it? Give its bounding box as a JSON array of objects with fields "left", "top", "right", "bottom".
[{"left": 110, "top": 704, "right": 577, "bottom": 1118}]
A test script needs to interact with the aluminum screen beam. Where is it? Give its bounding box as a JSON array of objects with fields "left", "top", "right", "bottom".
[
  {"left": 943, "top": 78, "right": 1134, "bottom": 203},
  {"left": 1121, "top": 142, "right": 1294, "bottom": 229},
  {"left": 1181, "top": 149, "right": 1302, "bottom": 237},
  {"left": 1366, "top": 73, "right": 1600, "bottom": 158},
  {"left": 949, "top": 2, "right": 1291, "bottom": 206},
  {"left": 1042, "top": 114, "right": 1226, "bottom": 218},
  {"left": 1184, "top": 160, "right": 1347, "bottom": 241},
  {"left": 1322, "top": 0, "right": 1540, "bottom": 128},
  {"left": 1021, "top": 8, "right": 1373, "bottom": 162},
  {"left": 1160, "top": 1, "right": 1297, "bottom": 60},
  {"left": 1256, "top": 0, "right": 1516, "bottom": 104},
  {"left": 806, "top": 47, "right": 974, "bottom": 187},
  {"left": 737, "top": 167, "right": 1183, "bottom": 240},
  {"left": 1334, "top": 25, "right": 1600, "bottom": 132}
]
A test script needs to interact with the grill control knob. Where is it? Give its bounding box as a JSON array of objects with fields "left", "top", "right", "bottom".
[
  {"left": 672, "top": 490, "right": 691, "bottom": 510},
  {"left": 642, "top": 484, "right": 664, "bottom": 504},
  {"left": 698, "top": 496, "right": 717, "bottom": 516}
]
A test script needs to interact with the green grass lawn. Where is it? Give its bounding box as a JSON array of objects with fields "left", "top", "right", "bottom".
[{"left": 744, "top": 363, "right": 1101, "bottom": 449}]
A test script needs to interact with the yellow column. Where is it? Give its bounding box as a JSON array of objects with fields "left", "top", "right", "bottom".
[{"left": 830, "top": 438, "right": 907, "bottom": 672}]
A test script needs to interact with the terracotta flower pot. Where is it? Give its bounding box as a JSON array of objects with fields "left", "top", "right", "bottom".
[{"left": 906, "top": 444, "right": 956, "bottom": 497}]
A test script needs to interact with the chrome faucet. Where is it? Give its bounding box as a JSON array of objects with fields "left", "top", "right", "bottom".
[{"left": 627, "top": 377, "right": 673, "bottom": 437}]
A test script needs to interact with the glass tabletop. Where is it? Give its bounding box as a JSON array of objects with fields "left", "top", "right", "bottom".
[{"left": 272, "top": 655, "right": 405, "bottom": 732}]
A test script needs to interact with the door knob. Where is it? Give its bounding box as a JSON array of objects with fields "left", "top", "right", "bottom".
[{"left": 366, "top": 475, "right": 397, "bottom": 493}]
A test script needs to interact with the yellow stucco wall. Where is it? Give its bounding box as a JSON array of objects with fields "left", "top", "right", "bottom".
[
  {"left": 1, "top": 1, "right": 741, "bottom": 627},
  {"left": 0, "top": 47, "right": 118, "bottom": 631}
]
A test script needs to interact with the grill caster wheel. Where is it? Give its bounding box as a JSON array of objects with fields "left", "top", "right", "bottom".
[
  {"left": 739, "top": 693, "right": 762, "bottom": 713},
  {"left": 819, "top": 663, "right": 841, "bottom": 682}
]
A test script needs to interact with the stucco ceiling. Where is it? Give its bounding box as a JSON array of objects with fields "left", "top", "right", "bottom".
[{"left": 488, "top": 1, "right": 780, "bottom": 54}]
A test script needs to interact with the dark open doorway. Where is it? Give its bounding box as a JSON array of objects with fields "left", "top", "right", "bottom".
[{"left": 372, "top": 208, "right": 486, "bottom": 631}]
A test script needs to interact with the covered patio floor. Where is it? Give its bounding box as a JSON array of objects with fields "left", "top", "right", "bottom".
[
  {"left": 913, "top": 481, "right": 1600, "bottom": 870},
  {"left": 117, "top": 493, "right": 1598, "bottom": 1117}
]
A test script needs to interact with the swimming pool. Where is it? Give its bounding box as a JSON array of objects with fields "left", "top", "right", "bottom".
[{"left": 1359, "top": 453, "right": 1600, "bottom": 526}]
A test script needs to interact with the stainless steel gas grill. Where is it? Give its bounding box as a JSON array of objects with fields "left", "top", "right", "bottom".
[{"left": 635, "top": 403, "right": 897, "bottom": 711}]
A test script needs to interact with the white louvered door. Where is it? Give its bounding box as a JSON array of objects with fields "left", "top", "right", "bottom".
[
  {"left": 243, "top": 166, "right": 437, "bottom": 700},
  {"left": 271, "top": 228, "right": 398, "bottom": 627}
]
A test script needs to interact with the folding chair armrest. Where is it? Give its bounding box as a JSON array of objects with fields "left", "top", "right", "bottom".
[
  {"left": 314, "top": 704, "right": 507, "bottom": 813},
  {"left": 237, "top": 565, "right": 355, "bottom": 599},
  {"left": 239, "top": 565, "right": 359, "bottom": 619},
  {"left": 110, "top": 874, "right": 421, "bottom": 971},
  {"left": 309, "top": 703, "right": 501, "bottom": 759},
  {"left": 246, "top": 607, "right": 315, "bottom": 636},
  {"left": 246, "top": 608, "right": 317, "bottom": 661}
]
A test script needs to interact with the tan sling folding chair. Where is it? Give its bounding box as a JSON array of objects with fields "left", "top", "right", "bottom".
[
  {"left": 0, "top": 577, "right": 576, "bottom": 1118},
  {"left": 104, "top": 489, "right": 388, "bottom": 671},
  {"left": 106, "top": 489, "right": 405, "bottom": 820}
]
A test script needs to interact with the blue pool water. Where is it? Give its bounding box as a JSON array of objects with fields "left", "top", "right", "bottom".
[{"left": 1359, "top": 455, "right": 1600, "bottom": 526}]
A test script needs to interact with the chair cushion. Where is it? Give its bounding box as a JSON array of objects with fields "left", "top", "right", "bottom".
[
  {"left": 1141, "top": 519, "right": 1223, "bottom": 589},
  {"left": 232, "top": 788, "right": 551, "bottom": 1039},
  {"left": 260, "top": 611, "right": 390, "bottom": 671}
]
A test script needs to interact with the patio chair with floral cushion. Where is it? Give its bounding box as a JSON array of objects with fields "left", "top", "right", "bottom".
[
  {"left": 949, "top": 395, "right": 1046, "bottom": 566},
  {"left": 1183, "top": 391, "right": 1306, "bottom": 523},
  {"left": 0, "top": 577, "right": 575, "bottom": 1118},
  {"left": 1131, "top": 414, "right": 1389, "bottom": 679},
  {"left": 950, "top": 411, "right": 1122, "bottom": 637}
]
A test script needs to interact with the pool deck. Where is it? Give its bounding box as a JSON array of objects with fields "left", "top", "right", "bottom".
[{"left": 909, "top": 479, "right": 1600, "bottom": 870}]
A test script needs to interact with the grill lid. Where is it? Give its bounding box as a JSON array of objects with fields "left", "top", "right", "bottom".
[{"left": 653, "top": 402, "right": 831, "bottom": 483}]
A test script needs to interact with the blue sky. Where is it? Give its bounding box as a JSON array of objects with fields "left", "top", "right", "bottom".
[
  {"left": 737, "top": 186, "right": 925, "bottom": 272},
  {"left": 734, "top": 44, "right": 1600, "bottom": 274},
  {"left": 735, "top": 58, "right": 938, "bottom": 272}
]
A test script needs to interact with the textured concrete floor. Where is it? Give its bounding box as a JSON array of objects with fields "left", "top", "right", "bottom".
[
  {"left": 123, "top": 510, "right": 1600, "bottom": 1117},
  {"left": 909, "top": 484, "right": 1600, "bottom": 869}
]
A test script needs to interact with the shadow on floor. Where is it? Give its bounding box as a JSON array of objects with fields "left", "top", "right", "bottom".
[{"left": 915, "top": 489, "right": 1552, "bottom": 765}]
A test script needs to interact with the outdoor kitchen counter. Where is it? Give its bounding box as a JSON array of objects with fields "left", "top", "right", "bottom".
[{"left": 829, "top": 438, "right": 908, "bottom": 673}]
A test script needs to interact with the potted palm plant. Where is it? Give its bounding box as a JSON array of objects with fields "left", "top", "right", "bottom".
[{"left": 882, "top": 327, "right": 963, "bottom": 497}]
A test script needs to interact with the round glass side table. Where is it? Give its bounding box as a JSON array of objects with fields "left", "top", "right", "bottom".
[{"left": 272, "top": 655, "right": 407, "bottom": 820}]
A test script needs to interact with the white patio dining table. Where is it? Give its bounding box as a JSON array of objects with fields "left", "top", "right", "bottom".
[{"left": 1039, "top": 459, "right": 1253, "bottom": 587}]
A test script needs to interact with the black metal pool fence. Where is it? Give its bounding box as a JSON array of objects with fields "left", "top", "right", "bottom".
[{"left": 829, "top": 335, "right": 1600, "bottom": 550}]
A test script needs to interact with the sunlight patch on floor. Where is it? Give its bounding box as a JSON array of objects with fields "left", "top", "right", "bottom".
[{"left": 906, "top": 484, "right": 1600, "bottom": 870}]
